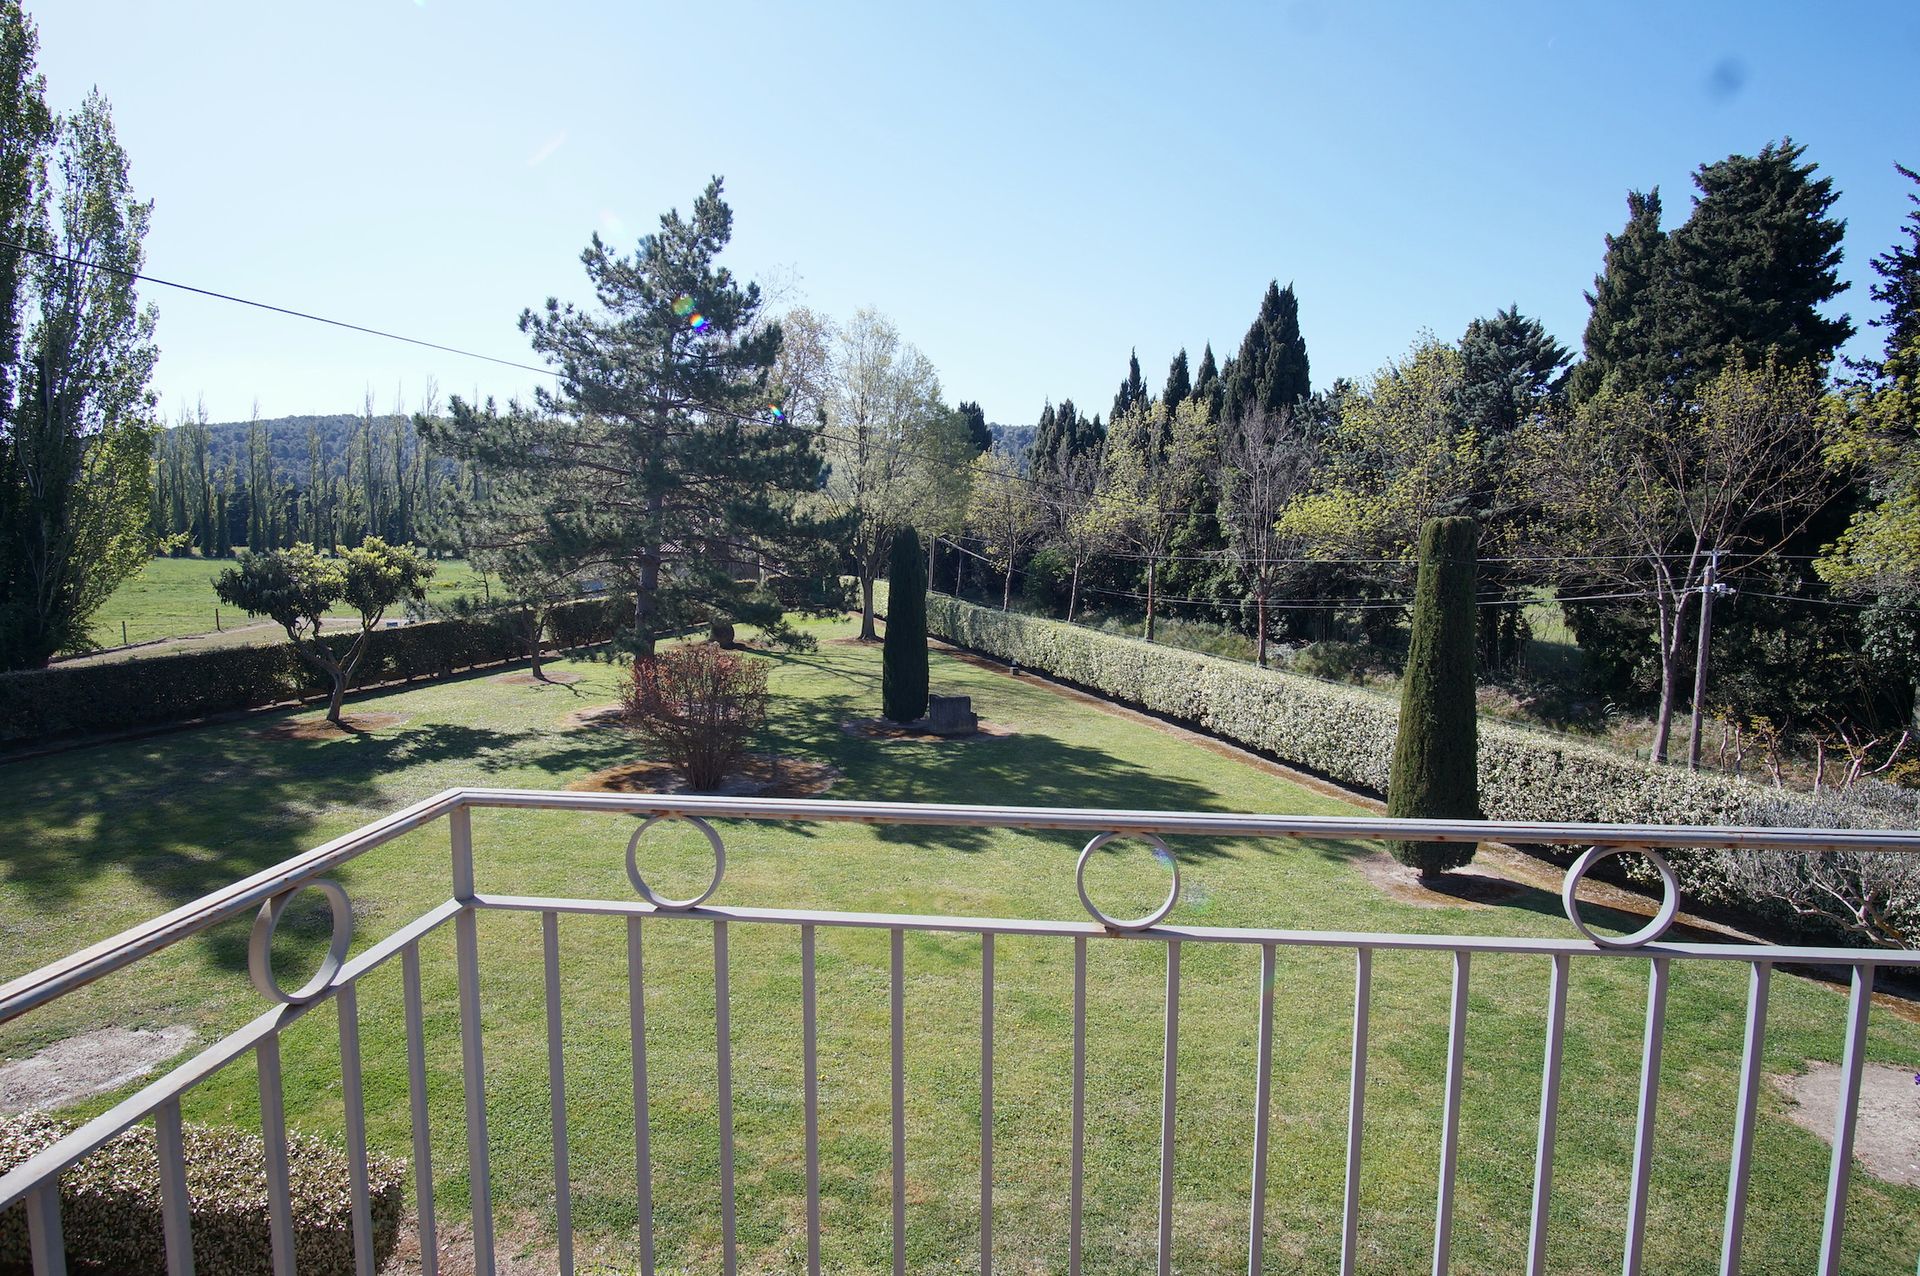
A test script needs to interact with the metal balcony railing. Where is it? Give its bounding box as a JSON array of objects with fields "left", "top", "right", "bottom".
[{"left": 0, "top": 789, "right": 1915, "bottom": 1276}]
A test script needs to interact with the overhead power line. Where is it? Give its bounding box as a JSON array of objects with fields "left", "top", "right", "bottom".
[{"left": 1, "top": 238, "right": 556, "bottom": 379}]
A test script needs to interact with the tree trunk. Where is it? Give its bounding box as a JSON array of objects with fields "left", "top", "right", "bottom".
[
  {"left": 1649, "top": 598, "right": 1683, "bottom": 764},
  {"left": 1256, "top": 591, "right": 1267, "bottom": 668},
  {"left": 1001, "top": 562, "right": 1012, "bottom": 611},
  {"left": 1686, "top": 556, "right": 1718, "bottom": 771},
  {"left": 860, "top": 575, "right": 878, "bottom": 640},
  {"left": 1067, "top": 559, "right": 1081, "bottom": 623},
  {"left": 325, "top": 674, "right": 346, "bottom": 725},
  {"left": 529, "top": 609, "right": 546, "bottom": 681},
  {"left": 1144, "top": 560, "right": 1157, "bottom": 642}
]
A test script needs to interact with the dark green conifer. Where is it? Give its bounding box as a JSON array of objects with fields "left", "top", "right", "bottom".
[
  {"left": 1112, "top": 349, "right": 1148, "bottom": 420},
  {"left": 1571, "top": 189, "right": 1668, "bottom": 402},
  {"left": 882, "top": 526, "right": 928, "bottom": 723},
  {"left": 1387, "top": 517, "right": 1480, "bottom": 877},
  {"left": 1162, "top": 348, "right": 1191, "bottom": 406},
  {"left": 1224, "top": 282, "right": 1310, "bottom": 422},
  {"left": 1192, "top": 343, "right": 1222, "bottom": 418}
]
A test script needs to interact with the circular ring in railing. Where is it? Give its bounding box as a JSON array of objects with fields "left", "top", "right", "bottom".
[
  {"left": 1561, "top": 845, "right": 1680, "bottom": 949},
  {"left": 248, "top": 878, "right": 353, "bottom": 1005},
  {"left": 626, "top": 814, "right": 726, "bottom": 910},
  {"left": 1076, "top": 831, "right": 1181, "bottom": 931}
]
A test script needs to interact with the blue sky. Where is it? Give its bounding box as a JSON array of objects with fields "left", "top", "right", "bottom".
[{"left": 31, "top": 0, "right": 1920, "bottom": 426}]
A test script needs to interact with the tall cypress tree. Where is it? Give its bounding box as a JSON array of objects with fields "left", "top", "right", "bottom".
[
  {"left": 1112, "top": 349, "right": 1147, "bottom": 420},
  {"left": 882, "top": 526, "right": 929, "bottom": 722},
  {"left": 1571, "top": 189, "right": 1669, "bottom": 402},
  {"left": 956, "top": 400, "right": 993, "bottom": 454},
  {"left": 1192, "top": 343, "right": 1222, "bottom": 418},
  {"left": 1162, "top": 348, "right": 1191, "bottom": 406},
  {"left": 1866, "top": 163, "right": 1920, "bottom": 379},
  {"left": 1224, "top": 282, "right": 1310, "bottom": 423},
  {"left": 1387, "top": 517, "right": 1480, "bottom": 877}
]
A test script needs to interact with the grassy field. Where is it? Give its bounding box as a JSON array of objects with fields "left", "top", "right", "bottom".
[
  {"left": 3, "top": 617, "right": 1917, "bottom": 1273},
  {"left": 81, "top": 554, "right": 487, "bottom": 651}
]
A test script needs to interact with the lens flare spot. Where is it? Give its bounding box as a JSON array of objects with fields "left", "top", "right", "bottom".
[
  {"left": 1183, "top": 882, "right": 1213, "bottom": 914},
  {"left": 689, "top": 313, "right": 710, "bottom": 331},
  {"left": 1152, "top": 846, "right": 1176, "bottom": 870},
  {"left": 768, "top": 403, "right": 785, "bottom": 421},
  {"left": 671, "top": 294, "right": 694, "bottom": 318}
]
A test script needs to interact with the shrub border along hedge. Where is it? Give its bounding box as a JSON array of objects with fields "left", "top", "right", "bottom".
[
  {"left": 0, "top": 1112, "right": 404, "bottom": 1275},
  {"left": 0, "top": 595, "right": 627, "bottom": 747},
  {"left": 919, "top": 593, "right": 1914, "bottom": 932}
]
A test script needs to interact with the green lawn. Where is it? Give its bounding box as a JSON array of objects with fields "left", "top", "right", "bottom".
[
  {"left": 82, "top": 555, "right": 487, "bottom": 651},
  {"left": 3, "top": 617, "right": 1917, "bottom": 1273}
]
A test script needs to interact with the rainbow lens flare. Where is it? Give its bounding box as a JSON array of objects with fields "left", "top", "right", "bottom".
[
  {"left": 768, "top": 404, "right": 786, "bottom": 421},
  {"left": 671, "top": 294, "right": 694, "bottom": 318},
  {"left": 689, "top": 313, "right": 709, "bottom": 331}
]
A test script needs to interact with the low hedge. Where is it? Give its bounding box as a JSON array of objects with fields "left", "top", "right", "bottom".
[
  {"left": 923, "top": 595, "right": 1913, "bottom": 927},
  {"left": 0, "top": 1112, "right": 404, "bottom": 1275},
  {"left": 0, "top": 595, "right": 622, "bottom": 746}
]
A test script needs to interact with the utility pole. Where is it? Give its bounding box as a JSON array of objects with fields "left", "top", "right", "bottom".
[{"left": 1687, "top": 548, "right": 1723, "bottom": 771}]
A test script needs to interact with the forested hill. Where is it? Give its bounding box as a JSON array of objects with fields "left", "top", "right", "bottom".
[{"left": 188, "top": 414, "right": 418, "bottom": 484}]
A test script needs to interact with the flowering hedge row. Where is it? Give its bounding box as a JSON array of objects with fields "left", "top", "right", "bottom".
[{"left": 0, "top": 1113, "right": 404, "bottom": 1275}]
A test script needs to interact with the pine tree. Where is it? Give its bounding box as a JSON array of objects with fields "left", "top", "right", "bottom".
[
  {"left": 882, "top": 526, "right": 929, "bottom": 722},
  {"left": 427, "top": 178, "right": 835, "bottom": 654},
  {"left": 1225, "top": 282, "right": 1310, "bottom": 423},
  {"left": 1387, "top": 516, "right": 1480, "bottom": 876},
  {"left": 1571, "top": 189, "right": 1668, "bottom": 402},
  {"left": 1162, "top": 348, "right": 1191, "bottom": 406}
]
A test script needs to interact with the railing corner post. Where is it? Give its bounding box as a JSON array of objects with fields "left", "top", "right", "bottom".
[{"left": 450, "top": 805, "right": 475, "bottom": 902}]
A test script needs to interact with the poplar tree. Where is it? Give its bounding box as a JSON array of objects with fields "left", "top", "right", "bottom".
[{"left": 0, "top": 43, "right": 158, "bottom": 669}]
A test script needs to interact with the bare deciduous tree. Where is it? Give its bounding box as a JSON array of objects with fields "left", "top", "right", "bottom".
[
  {"left": 1528, "top": 355, "right": 1832, "bottom": 764},
  {"left": 1219, "top": 406, "right": 1318, "bottom": 666}
]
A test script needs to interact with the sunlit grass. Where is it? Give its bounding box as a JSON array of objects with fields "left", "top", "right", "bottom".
[{"left": 2, "top": 616, "right": 1916, "bottom": 1273}]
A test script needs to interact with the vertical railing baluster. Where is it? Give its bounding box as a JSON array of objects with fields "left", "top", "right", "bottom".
[
  {"left": 156, "top": 1099, "right": 194, "bottom": 1276},
  {"left": 980, "top": 933, "right": 995, "bottom": 1276},
  {"left": 1719, "top": 960, "right": 1770, "bottom": 1276},
  {"left": 451, "top": 806, "right": 495, "bottom": 1276},
  {"left": 627, "top": 916, "right": 654, "bottom": 1276},
  {"left": 1248, "top": 944, "right": 1277, "bottom": 1276},
  {"left": 256, "top": 1032, "right": 296, "bottom": 1276},
  {"left": 337, "top": 982, "right": 375, "bottom": 1276},
  {"left": 802, "top": 924, "right": 821, "bottom": 1276},
  {"left": 1157, "top": 940, "right": 1181, "bottom": 1276},
  {"left": 1340, "top": 947, "right": 1372, "bottom": 1276},
  {"left": 1433, "top": 951, "right": 1471, "bottom": 1276},
  {"left": 542, "top": 912, "right": 574, "bottom": 1276},
  {"left": 400, "top": 941, "right": 438, "bottom": 1276},
  {"left": 1816, "top": 964, "right": 1874, "bottom": 1276},
  {"left": 1069, "top": 935, "right": 1087, "bottom": 1276},
  {"left": 1526, "top": 953, "right": 1570, "bottom": 1276},
  {"left": 1622, "top": 957, "right": 1670, "bottom": 1276},
  {"left": 715, "top": 920, "right": 737, "bottom": 1276},
  {"left": 26, "top": 1183, "right": 65, "bottom": 1276},
  {"left": 891, "top": 926, "right": 907, "bottom": 1276}
]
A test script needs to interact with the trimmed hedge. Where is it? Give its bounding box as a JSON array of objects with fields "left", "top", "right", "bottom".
[
  {"left": 0, "top": 1112, "right": 404, "bottom": 1275},
  {"left": 0, "top": 596, "right": 622, "bottom": 746},
  {"left": 923, "top": 595, "right": 1912, "bottom": 916}
]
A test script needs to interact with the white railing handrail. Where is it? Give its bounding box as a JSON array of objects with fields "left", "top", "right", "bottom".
[{"left": 7, "top": 785, "right": 1918, "bottom": 1028}]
